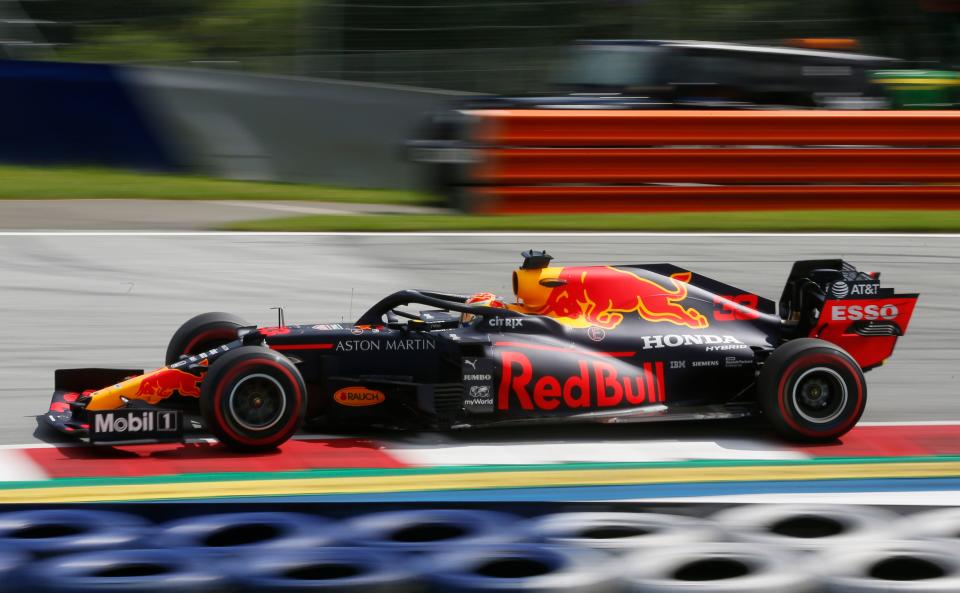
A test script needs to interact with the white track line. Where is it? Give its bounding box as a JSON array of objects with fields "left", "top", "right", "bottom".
[
  {"left": 858, "top": 420, "right": 960, "bottom": 426},
  {"left": 0, "top": 450, "right": 47, "bottom": 481},
  {"left": 388, "top": 440, "right": 808, "bottom": 466},
  {"left": 210, "top": 201, "right": 361, "bottom": 216},
  {"left": 625, "top": 492, "right": 960, "bottom": 505}
]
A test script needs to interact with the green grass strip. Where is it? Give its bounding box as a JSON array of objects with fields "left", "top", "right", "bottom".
[
  {"left": 3, "top": 455, "right": 957, "bottom": 491},
  {"left": 0, "top": 165, "right": 433, "bottom": 205},
  {"left": 221, "top": 210, "right": 960, "bottom": 232}
]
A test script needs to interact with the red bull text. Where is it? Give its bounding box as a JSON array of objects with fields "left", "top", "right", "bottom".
[{"left": 498, "top": 350, "right": 666, "bottom": 411}]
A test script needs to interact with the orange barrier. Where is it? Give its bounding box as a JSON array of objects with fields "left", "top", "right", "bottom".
[
  {"left": 472, "top": 110, "right": 960, "bottom": 147},
  {"left": 471, "top": 186, "right": 960, "bottom": 215},
  {"left": 476, "top": 148, "right": 960, "bottom": 184},
  {"left": 444, "top": 109, "right": 960, "bottom": 213}
]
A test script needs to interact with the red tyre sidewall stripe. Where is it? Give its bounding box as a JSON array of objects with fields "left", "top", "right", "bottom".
[
  {"left": 213, "top": 358, "right": 303, "bottom": 446},
  {"left": 777, "top": 353, "right": 864, "bottom": 438},
  {"left": 184, "top": 328, "right": 236, "bottom": 355}
]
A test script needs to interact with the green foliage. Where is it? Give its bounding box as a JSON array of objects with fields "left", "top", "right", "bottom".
[
  {"left": 54, "top": 0, "right": 306, "bottom": 63},
  {"left": 62, "top": 29, "right": 196, "bottom": 63},
  {"left": 182, "top": 0, "right": 304, "bottom": 57}
]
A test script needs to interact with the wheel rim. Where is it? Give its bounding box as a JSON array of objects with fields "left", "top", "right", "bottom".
[
  {"left": 228, "top": 374, "right": 287, "bottom": 431},
  {"left": 791, "top": 366, "right": 848, "bottom": 424}
]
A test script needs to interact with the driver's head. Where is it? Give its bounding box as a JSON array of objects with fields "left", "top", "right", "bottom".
[{"left": 462, "top": 292, "right": 506, "bottom": 324}]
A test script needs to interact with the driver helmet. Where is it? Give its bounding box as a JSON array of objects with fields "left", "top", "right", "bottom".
[{"left": 462, "top": 292, "right": 507, "bottom": 324}]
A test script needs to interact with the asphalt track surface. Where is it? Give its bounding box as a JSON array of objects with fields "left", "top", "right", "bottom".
[
  {"left": 0, "top": 200, "right": 446, "bottom": 230},
  {"left": 1, "top": 233, "right": 956, "bottom": 447}
]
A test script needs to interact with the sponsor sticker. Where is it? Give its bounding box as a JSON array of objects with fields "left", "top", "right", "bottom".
[
  {"left": 463, "top": 357, "right": 495, "bottom": 413},
  {"left": 828, "top": 281, "right": 881, "bottom": 300},
  {"left": 498, "top": 351, "right": 666, "bottom": 411},
  {"left": 335, "top": 339, "right": 437, "bottom": 352},
  {"left": 724, "top": 355, "right": 751, "bottom": 368},
  {"left": 333, "top": 387, "right": 385, "bottom": 406},
  {"left": 641, "top": 334, "right": 746, "bottom": 351},
  {"left": 486, "top": 317, "right": 524, "bottom": 330},
  {"left": 691, "top": 360, "right": 719, "bottom": 368},
  {"left": 313, "top": 324, "right": 344, "bottom": 331},
  {"left": 831, "top": 303, "right": 899, "bottom": 322},
  {"left": 586, "top": 327, "right": 606, "bottom": 342},
  {"left": 89, "top": 409, "right": 182, "bottom": 443},
  {"left": 171, "top": 345, "right": 228, "bottom": 369},
  {"left": 673, "top": 359, "right": 721, "bottom": 369}
]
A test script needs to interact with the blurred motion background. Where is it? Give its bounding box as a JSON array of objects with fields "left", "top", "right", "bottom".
[
  {"left": 5, "top": 0, "right": 959, "bottom": 92},
  {"left": 4, "top": 0, "right": 960, "bottom": 226},
  {"left": 1, "top": 7, "right": 959, "bottom": 590}
]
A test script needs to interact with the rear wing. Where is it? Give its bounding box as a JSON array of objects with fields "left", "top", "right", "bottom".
[
  {"left": 814, "top": 294, "right": 918, "bottom": 371},
  {"left": 779, "top": 260, "right": 918, "bottom": 370}
]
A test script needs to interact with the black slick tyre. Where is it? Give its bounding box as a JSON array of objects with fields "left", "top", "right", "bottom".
[
  {"left": 165, "top": 312, "right": 249, "bottom": 366},
  {"left": 816, "top": 541, "right": 960, "bottom": 593},
  {"left": 625, "top": 543, "right": 811, "bottom": 593},
  {"left": 23, "top": 549, "right": 226, "bottom": 593},
  {"left": 757, "top": 338, "right": 866, "bottom": 442},
  {"left": 200, "top": 346, "right": 305, "bottom": 451},
  {"left": 425, "top": 543, "right": 622, "bottom": 593}
]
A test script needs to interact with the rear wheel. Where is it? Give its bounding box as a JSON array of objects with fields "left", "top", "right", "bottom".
[
  {"left": 757, "top": 338, "right": 866, "bottom": 442},
  {"left": 165, "top": 312, "right": 248, "bottom": 366},
  {"left": 200, "top": 347, "right": 305, "bottom": 451}
]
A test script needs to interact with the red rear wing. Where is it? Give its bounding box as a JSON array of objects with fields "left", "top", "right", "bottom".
[{"left": 812, "top": 294, "right": 919, "bottom": 370}]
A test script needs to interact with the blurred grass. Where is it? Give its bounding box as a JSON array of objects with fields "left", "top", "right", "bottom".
[
  {"left": 222, "top": 210, "right": 960, "bottom": 232},
  {"left": 0, "top": 165, "right": 433, "bottom": 205},
  {"left": 6, "top": 165, "right": 959, "bottom": 232}
]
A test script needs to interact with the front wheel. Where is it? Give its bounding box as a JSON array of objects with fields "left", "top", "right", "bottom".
[
  {"left": 757, "top": 338, "right": 866, "bottom": 442},
  {"left": 200, "top": 347, "right": 306, "bottom": 451},
  {"left": 165, "top": 312, "right": 249, "bottom": 366}
]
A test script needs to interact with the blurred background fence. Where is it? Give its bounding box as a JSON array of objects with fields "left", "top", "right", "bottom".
[
  {"left": 5, "top": 0, "right": 960, "bottom": 191},
  {"left": 5, "top": 0, "right": 960, "bottom": 94}
]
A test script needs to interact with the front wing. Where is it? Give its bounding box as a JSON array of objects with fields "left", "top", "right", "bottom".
[{"left": 41, "top": 369, "right": 188, "bottom": 445}]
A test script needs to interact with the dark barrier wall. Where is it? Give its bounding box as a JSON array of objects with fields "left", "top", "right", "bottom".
[
  {"left": 0, "top": 60, "right": 475, "bottom": 188},
  {"left": 0, "top": 60, "right": 180, "bottom": 171},
  {"left": 124, "top": 67, "right": 475, "bottom": 188}
]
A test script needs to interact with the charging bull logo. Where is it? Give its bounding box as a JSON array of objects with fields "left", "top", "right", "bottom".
[
  {"left": 536, "top": 267, "right": 709, "bottom": 330},
  {"left": 134, "top": 367, "right": 204, "bottom": 404}
]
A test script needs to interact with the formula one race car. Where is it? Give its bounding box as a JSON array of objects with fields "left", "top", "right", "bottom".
[{"left": 41, "top": 251, "right": 918, "bottom": 451}]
